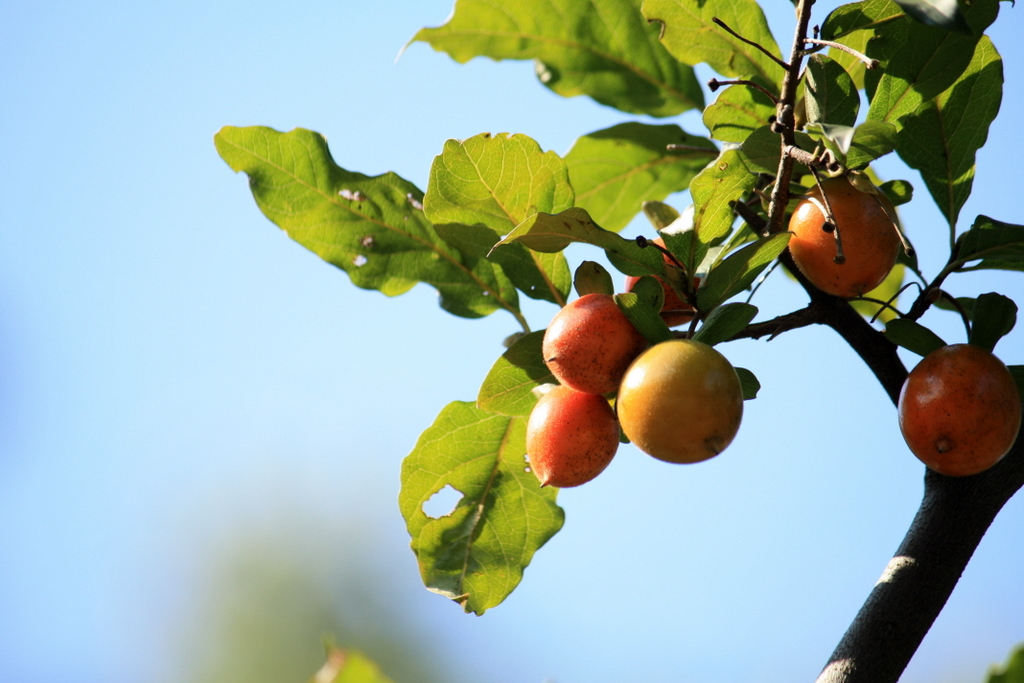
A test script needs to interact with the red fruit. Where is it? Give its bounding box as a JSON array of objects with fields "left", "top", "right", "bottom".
[
  {"left": 788, "top": 177, "right": 901, "bottom": 298},
  {"left": 898, "top": 344, "right": 1022, "bottom": 476},
  {"left": 542, "top": 293, "right": 648, "bottom": 395},
  {"left": 623, "top": 238, "right": 696, "bottom": 327},
  {"left": 526, "top": 386, "right": 619, "bottom": 488}
]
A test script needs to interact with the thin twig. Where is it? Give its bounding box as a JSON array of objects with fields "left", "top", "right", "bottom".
[
  {"left": 802, "top": 38, "right": 880, "bottom": 68},
  {"left": 708, "top": 78, "right": 780, "bottom": 104},
  {"left": 712, "top": 17, "right": 791, "bottom": 70}
]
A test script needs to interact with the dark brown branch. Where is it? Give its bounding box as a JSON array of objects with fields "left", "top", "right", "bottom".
[
  {"left": 766, "top": 0, "right": 816, "bottom": 234},
  {"left": 816, "top": 432, "right": 1024, "bottom": 683}
]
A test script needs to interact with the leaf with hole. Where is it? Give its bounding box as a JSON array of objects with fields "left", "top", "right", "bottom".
[
  {"left": 400, "top": 401, "right": 564, "bottom": 615},
  {"left": 214, "top": 126, "right": 524, "bottom": 321}
]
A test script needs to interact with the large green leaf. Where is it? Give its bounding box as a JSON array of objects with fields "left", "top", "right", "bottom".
[
  {"left": 864, "top": 0, "right": 998, "bottom": 127},
  {"left": 821, "top": 0, "right": 905, "bottom": 40},
  {"left": 494, "top": 207, "right": 664, "bottom": 276},
  {"left": 702, "top": 84, "right": 777, "bottom": 144},
  {"left": 676, "top": 149, "right": 758, "bottom": 276},
  {"left": 425, "top": 132, "right": 574, "bottom": 305},
  {"left": 642, "top": 0, "right": 785, "bottom": 90},
  {"left": 896, "top": 36, "right": 1002, "bottom": 229},
  {"left": 412, "top": 0, "right": 704, "bottom": 117},
  {"left": 215, "top": 126, "right": 524, "bottom": 322},
  {"left": 954, "top": 216, "right": 1024, "bottom": 272},
  {"left": 892, "top": 0, "right": 970, "bottom": 33},
  {"left": 565, "top": 122, "right": 717, "bottom": 233},
  {"left": 400, "top": 401, "right": 564, "bottom": 615},
  {"left": 477, "top": 331, "right": 554, "bottom": 416},
  {"left": 821, "top": 0, "right": 904, "bottom": 92}
]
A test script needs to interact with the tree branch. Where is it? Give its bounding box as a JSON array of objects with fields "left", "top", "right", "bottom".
[{"left": 816, "top": 432, "right": 1024, "bottom": 683}]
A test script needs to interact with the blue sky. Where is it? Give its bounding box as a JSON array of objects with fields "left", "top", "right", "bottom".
[{"left": 2, "top": 1, "right": 1023, "bottom": 682}]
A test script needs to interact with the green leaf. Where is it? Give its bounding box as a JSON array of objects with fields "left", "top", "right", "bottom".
[
  {"left": 574, "top": 260, "right": 615, "bottom": 297},
  {"left": 879, "top": 179, "right": 914, "bottom": 206},
  {"left": 804, "top": 54, "right": 860, "bottom": 127},
  {"left": 984, "top": 643, "right": 1024, "bottom": 683},
  {"left": 740, "top": 125, "right": 816, "bottom": 175},
  {"left": 679, "top": 149, "right": 758, "bottom": 276},
  {"left": 691, "top": 302, "right": 758, "bottom": 346},
  {"left": 435, "top": 222, "right": 570, "bottom": 307},
  {"left": 896, "top": 36, "right": 1002, "bottom": 229},
  {"left": 412, "top": 0, "right": 704, "bottom": 117},
  {"left": 214, "top": 126, "right": 523, "bottom": 322},
  {"left": 954, "top": 216, "right": 1024, "bottom": 272},
  {"left": 845, "top": 120, "right": 898, "bottom": 169},
  {"left": 884, "top": 318, "right": 947, "bottom": 356},
  {"left": 821, "top": 0, "right": 904, "bottom": 90},
  {"left": 614, "top": 291, "right": 674, "bottom": 343},
  {"left": 425, "top": 133, "right": 574, "bottom": 231},
  {"left": 425, "top": 132, "right": 574, "bottom": 305},
  {"left": 642, "top": 0, "right": 785, "bottom": 90},
  {"left": 703, "top": 84, "right": 777, "bottom": 143},
  {"left": 804, "top": 122, "right": 856, "bottom": 162},
  {"left": 565, "top": 123, "right": 718, "bottom": 233},
  {"left": 697, "top": 233, "right": 791, "bottom": 311},
  {"left": 968, "top": 292, "right": 1017, "bottom": 353},
  {"left": 734, "top": 367, "right": 761, "bottom": 400},
  {"left": 310, "top": 647, "right": 395, "bottom": 683},
  {"left": 891, "top": 0, "right": 971, "bottom": 33},
  {"left": 864, "top": 0, "right": 999, "bottom": 127},
  {"left": 477, "top": 331, "right": 554, "bottom": 416},
  {"left": 494, "top": 207, "right": 664, "bottom": 276},
  {"left": 642, "top": 200, "right": 681, "bottom": 230},
  {"left": 400, "top": 401, "right": 564, "bottom": 615},
  {"left": 626, "top": 275, "right": 667, "bottom": 314},
  {"left": 821, "top": 0, "right": 905, "bottom": 42}
]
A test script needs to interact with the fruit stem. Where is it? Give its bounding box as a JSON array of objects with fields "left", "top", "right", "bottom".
[{"left": 809, "top": 169, "right": 846, "bottom": 265}]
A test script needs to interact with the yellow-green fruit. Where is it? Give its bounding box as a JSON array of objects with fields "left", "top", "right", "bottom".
[{"left": 617, "top": 339, "right": 743, "bottom": 464}]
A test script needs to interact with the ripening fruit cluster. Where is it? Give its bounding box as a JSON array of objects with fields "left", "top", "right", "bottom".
[{"left": 526, "top": 291, "right": 744, "bottom": 488}]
